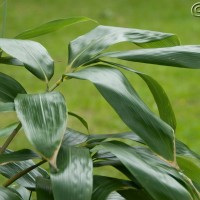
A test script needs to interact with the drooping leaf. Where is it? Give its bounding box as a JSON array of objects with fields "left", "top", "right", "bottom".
[
  {"left": 36, "top": 177, "right": 54, "bottom": 200},
  {"left": 14, "top": 92, "right": 67, "bottom": 166},
  {"left": 67, "top": 65, "right": 175, "bottom": 161},
  {"left": 16, "top": 17, "right": 95, "bottom": 39},
  {"left": 0, "top": 187, "right": 22, "bottom": 200},
  {"left": 101, "top": 141, "right": 194, "bottom": 200},
  {"left": 177, "top": 156, "right": 200, "bottom": 185},
  {"left": 0, "top": 102, "right": 15, "bottom": 112},
  {"left": 0, "top": 39, "right": 54, "bottom": 81},
  {"left": 50, "top": 146, "right": 93, "bottom": 200},
  {"left": 0, "top": 72, "right": 26, "bottom": 102},
  {"left": 94, "top": 143, "right": 200, "bottom": 199},
  {"left": 0, "top": 122, "right": 19, "bottom": 137},
  {"left": 92, "top": 175, "right": 133, "bottom": 200},
  {"left": 176, "top": 140, "right": 200, "bottom": 160},
  {"left": 101, "top": 45, "right": 200, "bottom": 69},
  {"left": 62, "top": 128, "right": 88, "bottom": 147},
  {"left": 68, "top": 111, "right": 89, "bottom": 131},
  {"left": 0, "top": 158, "right": 48, "bottom": 189},
  {"left": 68, "top": 25, "right": 180, "bottom": 67},
  {"left": 0, "top": 149, "right": 39, "bottom": 164},
  {"left": 101, "top": 61, "right": 176, "bottom": 129},
  {"left": 0, "top": 56, "right": 24, "bottom": 66}
]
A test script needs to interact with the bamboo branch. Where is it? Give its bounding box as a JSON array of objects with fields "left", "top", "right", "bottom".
[{"left": 3, "top": 159, "right": 46, "bottom": 187}]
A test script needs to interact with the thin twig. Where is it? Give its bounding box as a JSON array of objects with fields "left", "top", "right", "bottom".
[
  {"left": 49, "top": 77, "right": 63, "bottom": 92},
  {"left": 0, "top": 123, "right": 22, "bottom": 154},
  {"left": 3, "top": 159, "right": 46, "bottom": 187}
]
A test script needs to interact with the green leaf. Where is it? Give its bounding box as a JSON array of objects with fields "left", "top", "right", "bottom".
[
  {"left": 0, "top": 102, "right": 15, "bottom": 112},
  {"left": 0, "top": 38, "right": 54, "bottom": 81},
  {"left": 14, "top": 92, "right": 67, "bottom": 166},
  {"left": 0, "top": 122, "right": 18, "bottom": 137},
  {"left": 62, "top": 128, "right": 88, "bottom": 146},
  {"left": 177, "top": 156, "right": 200, "bottom": 184},
  {"left": 67, "top": 65, "right": 175, "bottom": 161},
  {"left": 176, "top": 140, "right": 200, "bottom": 160},
  {"left": 68, "top": 111, "right": 89, "bottom": 131},
  {"left": 92, "top": 175, "right": 133, "bottom": 200},
  {"left": 0, "top": 72, "right": 26, "bottom": 102},
  {"left": 0, "top": 149, "right": 39, "bottom": 164},
  {"left": 36, "top": 177, "right": 54, "bottom": 200},
  {"left": 16, "top": 17, "right": 95, "bottom": 39},
  {"left": 101, "top": 141, "right": 193, "bottom": 200},
  {"left": 103, "top": 62, "right": 176, "bottom": 129},
  {"left": 50, "top": 146, "right": 93, "bottom": 200},
  {"left": 14, "top": 185, "right": 30, "bottom": 200},
  {"left": 0, "top": 158, "right": 48, "bottom": 189},
  {"left": 0, "top": 56, "right": 24, "bottom": 66},
  {"left": 107, "top": 192, "right": 125, "bottom": 200},
  {"left": 87, "top": 131, "right": 143, "bottom": 144},
  {"left": 101, "top": 45, "right": 200, "bottom": 69},
  {"left": 0, "top": 187, "right": 22, "bottom": 200},
  {"left": 68, "top": 25, "right": 180, "bottom": 67},
  {"left": 118, "top": 189, "right": 154, "bottom": 200}
]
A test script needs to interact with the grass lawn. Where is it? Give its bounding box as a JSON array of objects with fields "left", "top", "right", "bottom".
[{"left": 1, "top": 0, "right": 200, "bottom": 157}]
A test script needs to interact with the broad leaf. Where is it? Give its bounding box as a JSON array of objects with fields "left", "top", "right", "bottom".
[
  {"left": 36, "top": 177, "right": 54, "bottom": 200},
  {"left": 68, "top": 25, "right": 180, "bottom": 67},
  {"left": 0, "top": 149, "right": 39, "bottom": 164},
  {"left": 0, "top": 39, "right": 54, "bottom": 81},
  {"left": 0, "top": 122, "right": 19, "bottom": 137},
  {"left": 0, "top": 158, "right": 48, "bottom": 189},
  {"left": 62, "top": 128, "right": 88, "bottom": 146},
  {"left": 67, "top": 65, "right": 175, "bottom": 160},
  {"left": 102, "top": 61, "right": 176, "bottom": 129},
  {"left": 177, "top": 156, "right": 200, "bottom": 185},
  {"left": 0, "top": 72, "right": 26, "bottom": 102},
  {"left": 101, "top": 45, "right": 200, "bottom": 69},
  {"left": 101, "top": 141, "right": 193, "bottom": 200},
  {"left": 16, "top": 17, "right": 95, "bottom": 39},
  {"left": 94, "top": 144, "right": 199, "bottom": 199},
  {"left": 14, "top": 92, "right": 67, "bottom": 166},
  {"left": 0, "top": 187, "right": 22, "bottom": 200},
  {"left": 92, "top": 175, "right": 133, "bottom": 200},
  {"left": 0, "top": 102, "right": 15, "bottom": 112},
  {"left": 14, "top": 185, "right": 30, "bottom": 200},
  {"left": 0, "top": 57, "right": 24, "bottom": 66},
  {"left": 50, "top": 146, "right": 93, "bottom": 200},
  {"left": 176, "top": 140, "right": 200, "bottom": 160}
]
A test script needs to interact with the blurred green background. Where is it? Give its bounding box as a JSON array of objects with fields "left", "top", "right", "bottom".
[{"left": 1, "top": 0, "right": 200, "bottom": 155}]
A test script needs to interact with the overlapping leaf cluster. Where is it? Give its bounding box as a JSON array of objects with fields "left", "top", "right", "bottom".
[{"left": 0, "top": 17, "right": 200, "bottom": 200}]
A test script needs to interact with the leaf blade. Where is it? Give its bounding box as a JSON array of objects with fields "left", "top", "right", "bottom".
[
  {"left": 0, "top": 72, "right": 26, "bottom": 103},
  {"left": 101, "top": 45, "right": 200, "bottom": 69},
  {"left": 101, "top": 141, "right": 193, "bottom": 200},
  {"left": 67, "top": 65, "right": 175, "bottom": 160},
  {"left": 16, "top": 17, "right": 95, "bottom": 39},
  {"left": 68, "top": 25, "right": 180, "bottom": 67},
  {"left": 0, "top": 187, "right": 22, "bottom": 200},
  {"left": 14, "top": 92, "right": 67, "bottom": 165},
  {"left": 50, "top": 146, "right": 93, "bottom": 200},
  {"left": 0, "top": 39, "right": 54, "bottom": 81}
]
